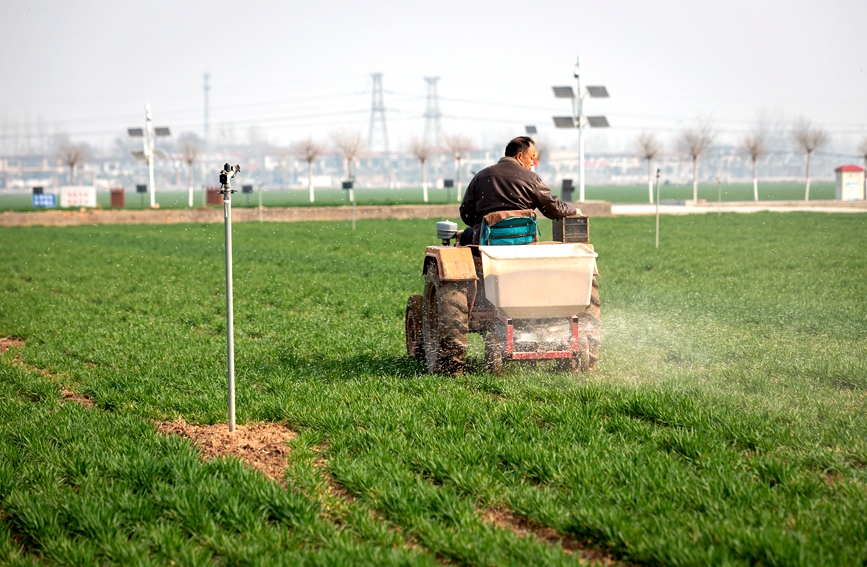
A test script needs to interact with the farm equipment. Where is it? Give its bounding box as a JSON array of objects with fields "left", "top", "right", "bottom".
[{"left": 405, "top": 214, "right": 600, "bottom": 375}]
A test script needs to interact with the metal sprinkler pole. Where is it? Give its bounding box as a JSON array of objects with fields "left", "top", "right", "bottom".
[
  {"left": 655, "top": 168, "right": 661, "bottom": 249},
  {"left": 220, "top": 163, "right": 241, "bottom": 432}
]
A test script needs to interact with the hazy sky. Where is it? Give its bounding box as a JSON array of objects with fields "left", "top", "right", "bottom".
[{"left": 2, "top": 0, "right": 866, "bottom": 155}]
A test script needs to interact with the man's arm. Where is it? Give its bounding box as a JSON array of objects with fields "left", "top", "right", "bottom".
[
  {"left": 459, "top": 178, "right": 478, "bottom": 227},
  {"left": 531, "top": 177, "right": 577, "bottom": 219}
]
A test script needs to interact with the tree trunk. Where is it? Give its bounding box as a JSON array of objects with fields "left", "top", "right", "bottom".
[
  {"left": 188, "top": 164, "right": 194, "bottom": 208},
  {"left": 804, "top": 151, "right": 812, "bottom": 201},
  {"left": 421, "top": 159, "right": 428, "bottom": 203},
  {"left": 70, "top": 165, "right": 75, "bottom": 186},
  {"left": 692, "top": 156, "right": 698, "bottom": 203},
  {"left": 752, "top": 158, "right": 758, "bottom": 202},
  {"left": 348, "top": 159, "right": 355, "bottom": 203},
  {"left": 456, "top": 157, "right": 462, "bottom": 202},
  {"left": 647, "top": 158, "right": 653, "bottom": 204},
  {"left": 308, "top": 160, "right": 314, "bottom": 203}
]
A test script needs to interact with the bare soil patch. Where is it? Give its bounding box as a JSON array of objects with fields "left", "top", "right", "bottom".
[
  {"left": 156, "top": 418, "right": 295, "bottom": 482},
  {"left": 0, "top": 337, "right": 25, "bottom": 354},
  {"left": 481, "top": 506, "right": 624, "bottom": 566},
  {"left": 61, "top": 387, "right": 94, "bottom": 407}
]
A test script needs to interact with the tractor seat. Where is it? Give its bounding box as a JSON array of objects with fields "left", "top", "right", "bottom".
[{"left": 480, "top": 210, "right": 538, "bottom": 246}]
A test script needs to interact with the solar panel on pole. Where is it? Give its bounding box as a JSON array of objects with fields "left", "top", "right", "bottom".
[
  {"left": 552, "top": 86, "right": 575, "bottom": 98},
  {"left": 587, "top": 116, "right": 610, "bottom": 128},
  {"left": 586, "top": 86, "right": 609, "bottom": 98},
  {"left": 553, "top": 116, "right": 576, "bottom": 128}
]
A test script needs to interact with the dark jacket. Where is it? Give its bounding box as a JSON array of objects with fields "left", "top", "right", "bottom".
[{"left": 459, "top": 157, "right": 577, "bottom": 243}]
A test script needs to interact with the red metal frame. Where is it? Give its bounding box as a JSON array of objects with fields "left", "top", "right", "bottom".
[{"left": 496, "top": 310, "right": 581, "bottom": 361}]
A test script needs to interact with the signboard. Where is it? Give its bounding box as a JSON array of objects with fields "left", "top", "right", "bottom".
[
  {"left": 60, "top": 186, "right": 97, "bottom": 208},
  {"left": 32, "top": 193, "right": 56, "bottom": 208}
]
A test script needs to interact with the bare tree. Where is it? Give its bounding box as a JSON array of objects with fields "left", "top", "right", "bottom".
[
  {"left": 58, "top": 141, "right": 89, "bottom": 185},
  {"left": 331, "top": 130, "right": 365, "bottom": 202},
  {"left": 410, "top": 137, "right": 432, "bottom": 203},
  {"left": 179, "top": 134, "right": 199, "bottom": 208},
  {"left": 740, "top": 131, "right": 766, "bottom": 202},
  {"left": 678, "top": 118, "right": 717, "bottom": 203},
  {"left": 443, "top": 133, "right": 472, "bottom": 202},
  {"left": 793, "top": 120, "right": 829, "bottom": 201},
  {"left": 294, "top": 137, "right": 325, "bottom": 203},
  {"left": 634, "top": 132, "right": 663, "bottom": 204},
  {"left": 858, "top": 136, "right": 867, "bottom": 172}
]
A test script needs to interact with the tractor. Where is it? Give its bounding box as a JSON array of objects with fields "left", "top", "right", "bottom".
[{"left": 405, "top": 213, "right": 600, "bottom": 375}]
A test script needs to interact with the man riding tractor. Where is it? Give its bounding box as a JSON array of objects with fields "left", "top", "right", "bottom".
[{"left": 405, "top": 136, "right": 600, "bottom": 376}]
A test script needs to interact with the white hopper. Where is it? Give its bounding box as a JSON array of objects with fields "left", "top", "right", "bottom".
[{"left": 480, "top": 243, "right": 597, "bottom": 319}]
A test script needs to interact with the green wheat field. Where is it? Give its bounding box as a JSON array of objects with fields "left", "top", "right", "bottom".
[{"left": 1, "top": 211, "right": 866, "bottom": 565}]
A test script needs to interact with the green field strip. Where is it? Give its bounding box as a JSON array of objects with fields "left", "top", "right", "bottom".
[{"left": 0, "top": 182, "right": 838, "bottom": 212}]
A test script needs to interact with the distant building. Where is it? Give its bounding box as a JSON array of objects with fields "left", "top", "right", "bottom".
[{"left": 835, "top": 165, "right": 865, "bottom": 200}]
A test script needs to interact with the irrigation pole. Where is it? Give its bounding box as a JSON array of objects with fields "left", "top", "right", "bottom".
[
  {"left": 220, "top": 163, "right": 241, "bottom": 432},
  {"left": 655, "top": 168, "right": 661, "bottom": 249}
]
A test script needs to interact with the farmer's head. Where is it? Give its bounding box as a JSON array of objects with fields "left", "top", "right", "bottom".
[{"left": 505, "top": 136, "right": 537, "bottom": 170}]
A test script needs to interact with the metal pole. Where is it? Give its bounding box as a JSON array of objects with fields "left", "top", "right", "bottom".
[
  {"left": 223, "top": 185, "right": 235, "bottom": 432},
  {"left": 219, "top": 163, "right": 240, "bottom": 433},
  {"left": 655, "top": 168, "right": 661, "bottom": 249},
  {"left": 146, "top": 105, "right": 156, "bottom": 208},
  {"left": 578, "top": 122, "right": 585, "bottom": 203}
]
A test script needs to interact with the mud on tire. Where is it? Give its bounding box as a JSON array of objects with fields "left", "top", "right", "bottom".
[
  {"left": 405, "top": 295, "right": 425, "bottom": 361},
  {"left": 576, "top": 275, "right": 601, "bottom": 370},
  {"left": 422, "top": 268, "right": 469, "bottom": 375}
]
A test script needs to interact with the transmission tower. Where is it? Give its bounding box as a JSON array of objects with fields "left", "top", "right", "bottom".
[
  {"left": 423, "top": 77, "right": 442, "bottom": 148},
  {"left": 368, "top": 73, "right": 389, "bottom": 153},
  {"left": 203, "top": 73, "right": 211, "bottom": 144}
]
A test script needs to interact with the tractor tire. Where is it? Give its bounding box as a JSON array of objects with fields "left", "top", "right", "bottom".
[
  {"left": 576, "top": 276, "right": 601, "bottom": 371},
  {"left": 484, "top": 332, "right": 504, "bottom": 376},
  {"left": 405, "top": 295, "right": 425, "bottom": 361},
  {"left": 423, "top": 268, "right": 469, "bottom": 375}
]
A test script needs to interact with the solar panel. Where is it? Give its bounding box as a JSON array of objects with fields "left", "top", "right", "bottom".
[
  {"left": 154, "top": 127, "right": 171, "bottom": 136},
  {"left": 586, "top": 86, "right": 609, "bottom": 98},
  {"left": 136, "top": 184, "right": 148, "bottom": 193},
  {"left": 552, "top": 86, "right": 575, "bottom": 98},
  {"left": 552, "top": 116, "right": 576, "bottom": 128},
  {"left": 587, "top": 116, "right": 610, "bottom": 128},
  {"left": 127, "top": 128, "right": 144, "bottom": 137},
  {"left": 525, "top": 125, "right": 537, "bottom": 135},
  {"left": 152, "top": 148, "right": 170, "bottom": 160},
  {"left": 129, "top": 150, "right": 147, "bottom": 162}
]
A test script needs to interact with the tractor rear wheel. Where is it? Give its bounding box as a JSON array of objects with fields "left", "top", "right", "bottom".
[
  {"left": 423, "top": 268, "right": 469, "bottom": 375},
  {"left": 576, "top": 275, "right": 601, "bottom": 371},
  {"left": 405, "top": 295, "right": 425, "bottom": 360}
]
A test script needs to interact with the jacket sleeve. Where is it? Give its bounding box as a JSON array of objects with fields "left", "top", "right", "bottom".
[
  {"left": 531, "top": 177, "right": 577, "bottom": 219},
  {"left": 459, "top": 177, "right": 478, "bottom": 227}
]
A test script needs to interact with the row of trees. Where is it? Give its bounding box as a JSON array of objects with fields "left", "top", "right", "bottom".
[
  {"left": 300, "top": 131, "right": 473, "bottom": 204},
  {"left": 636, "top": 119, "right": 864, "bottom": 204}
]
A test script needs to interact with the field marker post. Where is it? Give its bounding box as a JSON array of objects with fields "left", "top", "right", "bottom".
[
  {"left": 220, "top": 163, "right": 241, "bottom": 432},
  {"left": 654, "top": 168, "right": 660, "bottom": 248}
]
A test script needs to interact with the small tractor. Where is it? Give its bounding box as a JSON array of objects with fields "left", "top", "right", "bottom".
[{"left": 405, "top": 213, "right": 600, "bottom": 375}]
